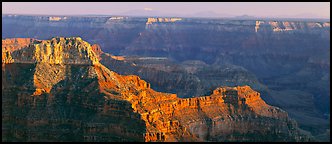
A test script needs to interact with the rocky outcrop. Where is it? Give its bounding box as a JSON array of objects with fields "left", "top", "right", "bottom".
[
  {"left": 99, "top": 54, "right": 266, "bottom": 98},
  {"left": 129, "top": 85, "right": 305, "bottom": 142},
  {"left": 3, "top": 37, "right": 100, "bottom": 96},
  {"left": 255, "top": 21, "right": 330, "bottom": 32},
  {"left": 2, "top": 38, "right": 34, "bottom": 64},
  {"left": 146, "top": 17, "right": 182, "bottom": 25},
  {"left": 49, "top": 16, "right": 67, "bottom": 21},
  {"left": 255, "top": 20, "right": 264, "bottom": 32},
  {"left": 2, "top": 38, "right": 34, "bottom": 51},
  {"left": 109, "top": 17, "right": 124, "bottom": 20},
  {"left": 2, "top": 37, "right": 310, "bottom": 142},
  {"left": 145, "top": 17, "right": 182, "bottom": 29},
  {"left": 91, "top": 44, "right": 103, "bottom": 61},
  {"left": 2, "top": 37, "right": 99, "bottom": 65}
]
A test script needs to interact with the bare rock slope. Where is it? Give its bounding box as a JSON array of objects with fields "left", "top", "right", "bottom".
[{"left": 2, "top": 37, "right": 310, "bottom": 142}]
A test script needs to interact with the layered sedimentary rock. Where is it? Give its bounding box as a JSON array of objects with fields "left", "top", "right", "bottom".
[
  {"left": 146, "top": 17, "right": 182, "bottom": 24},
  {"left": 254, "top": 21, "right": 330, "bottom": 32},
  {"left": 48, "top": 16, "right": 68, "bottom": 21},
  {"left": 2, "top": 15, "right": 329, "bottom": 141},
  {"left": 2, "top": 38, "right": 34, "bottom": 51},
  {"left": 98, "top": 53, "right": 266, "bottom": 98},
  {"left": 2, "top": 37, "right": 310, "bottom": 142},
  {"left": 2, "top": 38, "right": 35, "bottom": 64}
]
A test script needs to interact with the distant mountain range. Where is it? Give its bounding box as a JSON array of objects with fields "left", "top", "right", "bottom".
[
  {"left": 117, "top": 9, "right": 236, "bottom": 18},
  {"left": 2, "top": 10, "right": 329, "bottom": 20},
  {"left": 115, "top": 9, "right": 328, "bottom": 19}
]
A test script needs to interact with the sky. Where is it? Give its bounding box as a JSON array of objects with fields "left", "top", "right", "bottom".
[{"left": 2, "top": 2, "right": 330, "bottom": 19}]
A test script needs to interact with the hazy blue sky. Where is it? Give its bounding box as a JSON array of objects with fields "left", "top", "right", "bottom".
[{"left": 2, "top": 2, "right": 330, "bottom": 18}]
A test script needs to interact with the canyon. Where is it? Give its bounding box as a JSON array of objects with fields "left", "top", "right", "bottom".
[
  {"left": 2, "top": 15, "right": 330, "bottom": 141},
  {"left": 2, "top": 37, "right": 311, "bottom": 142}
]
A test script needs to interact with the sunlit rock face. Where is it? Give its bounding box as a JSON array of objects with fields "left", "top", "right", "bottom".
[
  {"left": 253, "top": 21, "right": 330, "bottom": 32},
  {"left": 2, "top": 37, "right": 146, "bottom": 142},
  {"left": 88, "top": 38, "right": 329, "bottom": 141},
  {"left": 2, "top": 38, "right": 35, "bottom": 64},
  {"left": 146, "top": 17, "right": 182, "bottom": 25},
  {"left": 2, "top": 37, "right": 311, "bottom": 142},
  {"left": 2, "top": 15, "right": 330, "bottom": 141},
  {"left": 99, "top": 54, "right": 266, "bottom": 99},
  {"left": 2, "top": 37, "right": 99, "bottom": 65}
]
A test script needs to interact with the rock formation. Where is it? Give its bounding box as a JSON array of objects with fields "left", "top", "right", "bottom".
[
  {"left": 2, "top": 38, "right": 34, "bottom": 64},
  {"left": 99, "top": 54, "right": 266, "bottom": 98},
  {"left": 2, "top": 37, "right": 99, "bottom": 65},
  {"left": 2, "top": 15, "right": 329, "bottom": 141},
  {"left": 49, "top": 16, "right": 67, "bottom": 21},
  {"left": 255, "top": 20, "right": 330, "bottom": 32},
  {"left": 2, "top": 37, "right": 311, "bottom": 142},
  {"left": 146, "top": 17, "right": 182, "bottom": 25}
]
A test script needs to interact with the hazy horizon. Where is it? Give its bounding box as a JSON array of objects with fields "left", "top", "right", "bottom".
[{"left": 2, "top": 2, "right": 330, "bottom": 19}]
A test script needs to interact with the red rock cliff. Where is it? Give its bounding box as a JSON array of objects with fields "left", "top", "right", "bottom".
[{"left": 2, "top": 37, "right": 310, "bottom": 142}]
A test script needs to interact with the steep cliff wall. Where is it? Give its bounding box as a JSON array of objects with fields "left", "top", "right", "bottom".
[
  {"left": 146, "top": 17, "right": 182, "bottom": 25},
  {"left": 2, "top": 38, "right": 34, "bottom": 64},
  {"left": 2, "top": 37, "right": 99, "bottom": 65},
  {"left": 98, "top": 54, "right": 266, "bottom": 98},
  {"left": 254, "top": 21, "right": 330, "bottom": 32},
  {"left": 2, "top": 37, "right": 310, "bottom": 142}
]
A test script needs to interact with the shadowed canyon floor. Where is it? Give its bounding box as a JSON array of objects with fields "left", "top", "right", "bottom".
[{"left": 2, "top": 37, "right": 312, "bottom": 142}]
